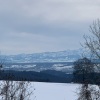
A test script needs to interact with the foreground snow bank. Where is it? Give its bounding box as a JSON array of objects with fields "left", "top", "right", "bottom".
[{"left": 31, "top": 82, "right": 79, "bottom": 100}]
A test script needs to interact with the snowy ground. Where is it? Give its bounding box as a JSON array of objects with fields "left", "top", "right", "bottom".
[{"left": 31, "top": 82, "right": 79, "bottom": 100}]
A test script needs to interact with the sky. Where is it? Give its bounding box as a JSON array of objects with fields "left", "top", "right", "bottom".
[{"left": 0, "top": 0, "right": 100, "bottom": 55}]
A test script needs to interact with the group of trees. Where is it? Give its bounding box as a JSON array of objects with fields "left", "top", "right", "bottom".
[
  {"left": 73, "top": 57, "right": 94, "bottom": 84},
  {"left": 73, "top": 19, "right": 100, "bottom": 100}
]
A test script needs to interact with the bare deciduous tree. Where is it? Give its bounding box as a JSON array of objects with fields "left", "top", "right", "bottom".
[
  {"left": 73, "top": 58, "right": 94, "bottom": 100},
  {"left": 76, "top": 19, "right": 100, "bottom": 100},
  {"left": 84, "top": 19, "right": 100, "bottom": 59},
  {"left": 78, "top": 84, "right": 92, "bottom": 100},
  {"left": 0, "top": 81, "right": 33, "bottom": 100}
]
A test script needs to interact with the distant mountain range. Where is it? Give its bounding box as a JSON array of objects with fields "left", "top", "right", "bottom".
[
  {"left": 1, "top": 49, "right": 85, "bottom": 63},
  {"left": 0, "top": 49, "right": 99, "bottom": 83}
]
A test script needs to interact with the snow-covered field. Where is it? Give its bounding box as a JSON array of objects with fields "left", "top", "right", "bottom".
[{"left": 31, "top": 82, "right": 79, "bottom": 100}]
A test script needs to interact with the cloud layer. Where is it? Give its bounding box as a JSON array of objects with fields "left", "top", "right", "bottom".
[{"left": 0, "top": 0, "right": 100, "bottom": 54}]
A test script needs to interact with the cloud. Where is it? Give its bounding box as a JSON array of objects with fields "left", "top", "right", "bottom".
[
  {"left": 0, "top": 0, "right": 99, "bottom": 33},
  {"left": 0, "top": 32, "right": 84, "bottom": 54},
  {"left": 0, "top": 0, "right": 100, "bottom": 54}
]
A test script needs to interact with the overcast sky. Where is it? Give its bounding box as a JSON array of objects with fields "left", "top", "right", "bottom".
[{"left": 0, "top": 0, "right": 100, "bottom": 55}]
